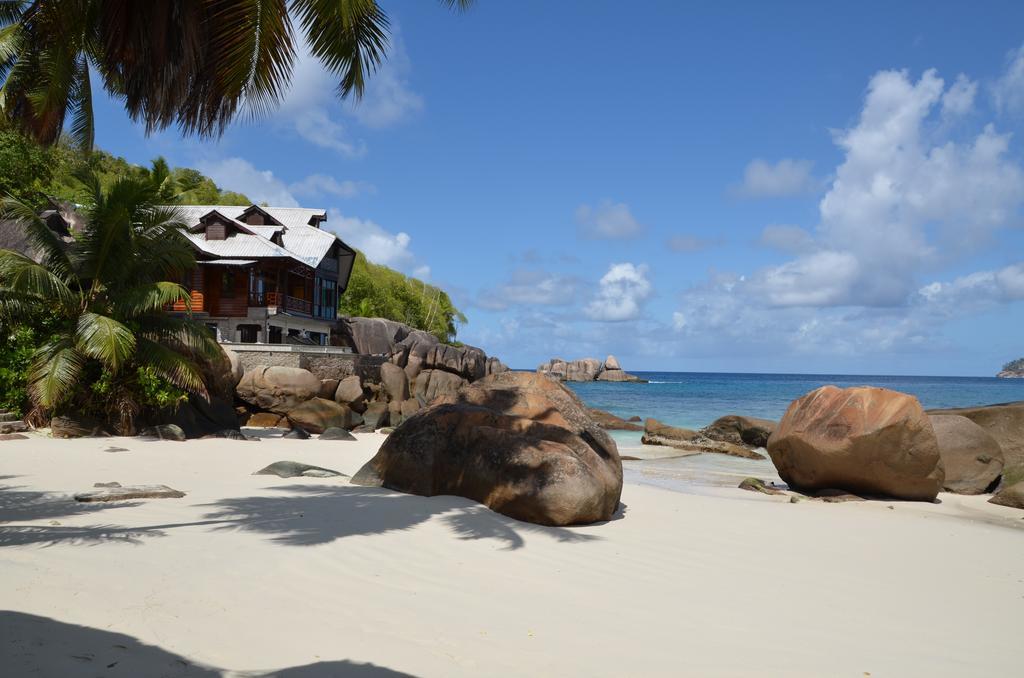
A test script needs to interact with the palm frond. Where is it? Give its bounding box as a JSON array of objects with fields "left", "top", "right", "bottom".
[
  {"left": 0, "top": 1, "right": 25, "bottom": 26},
  {"left": 67, "top": 52, "right": 94, "bottom": 149},
  {"left": 0, "top": 248, "right": 76, "bottom": 309},
  {"left": 290, "top": 0, "right": 389, "bottom": 99},
  {"left": 135, "top": 336, "right": 208, "bottom": 398},
  {"left": 113, "top": 281, "right": 191, "bottom": 317},
  {"left": 75, "top": 311, "right": 136, "bottom": 372},
  {"left": 140, "top": 313, "right": 220, "bottom": 359},
  {"left": 0, "top": 195, "right": 74, "bottom": 276},
  {"left": 27, "top": 338, "right": 85, "bottom": 409}
]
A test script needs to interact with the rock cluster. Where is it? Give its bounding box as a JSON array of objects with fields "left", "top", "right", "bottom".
[
  {"left": 640, "top": 416, "right": 770, "bottom": 460},
  {"left": 537, "top": 355, "right": 645, "bottom": 383},
  {"left": 352, "top": 372, "right": 623, "bottom": 526},
  {"left": 238, "top": 317, "right": 508, "bottom": 435}
]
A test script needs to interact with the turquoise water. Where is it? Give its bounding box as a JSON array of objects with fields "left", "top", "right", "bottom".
[{"left": 568, "top": 372, "right": 1024, "bottom": 430}]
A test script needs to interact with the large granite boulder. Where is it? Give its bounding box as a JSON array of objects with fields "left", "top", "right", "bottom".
[
  {"left": 51, "top": 414, "right": 107, "bottom": 438},
  {"left": 988, "top": 481, "right": 1024, "bottom": 509},
  {"left": 247, "top": 412, "right": 285, "bottom": 428},
  {"left": 379, "top": 362, "right": 410, "bottom": 402},
  {"left": 702, "top": 415, "right": 777, "bottom": 448},
  {"left": 334, "top": 375, "right": 366, "bottom": 412},
  {"left": 604, "top": 355, "right": 621, "bottom": 370},
  {"left": 927, "top": 402, "right": 1024, "bottom": 488},
  {"left": 413, "top": 369, "right": 467, "bottom": 404},
  {"left": 286, "top": 398, "right": 362, "bottom": 434},
  {"left": 237, "top": 366, "right": 320, "bottom": 415},
  {"left": 353, "top": 372, "right": 622, "bottom": 525},
  {"left": 767, "top": 386, "right": 944, "bottom": 501},
  {"left": 337, "top": 317, "right": 410, "bottom": 355},
  {"left": 537, "top": 357, "right": 603, "bottom": 382},
  {"left": 422, "top": 344, "right": 488, "bottom": 382},
  {"left": 391, "top": 330, "right": 440, "bottom": 381},
  {"left": 595, "top": 368, "right": 644, "bottom": 383},
  {"left": 928, "top": 414, "right": 1004, "bottom": 494}
]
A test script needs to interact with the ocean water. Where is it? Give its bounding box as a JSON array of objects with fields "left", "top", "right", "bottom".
[
  {"left": 567, "top": 372, "right": 1024, "bottom": 490},
  {"left": 567, "top": 371, "right": 1024, "bottom": 430}
]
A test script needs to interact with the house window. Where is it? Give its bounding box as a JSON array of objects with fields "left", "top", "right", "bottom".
[
  {"left": 222, "top": 269, "right": 235, "bottom": 297},
  {"left": 314, "top": 278, "right": 337, "bottom": 320},
  {"left": 238, "top": 324, "right": 259, "bottom": 343}
]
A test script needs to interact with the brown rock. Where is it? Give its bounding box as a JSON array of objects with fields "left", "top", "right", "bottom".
[
  {"left": 379, "top": 362, "right": 410, "bottom": 402},
  {"left": 413, "top": 369, "right": 467, "bottom": 404},
  {"left": 588, "top": 408, "right": 643, "bottom": 431},
  {"left": 641, "top": 418, "right": 699, "bottom": 446},
  {"left": 51, "top": 414, "right": 107, "bottom": 438},
  {"left": 0, "top": 433, "right": 29, "bottom": 440},
  {"left": 738, "top": 477, "right": 785, "bottom": 495},
  {"left": 702, "top": 415, "right": 777, "bottom": 448},
  {"left": 767, "top": 386, "right": 944, "bottom": 501},
  {"left": 362, "top": 402, "right": 390, "bottom": 430},
  {"left": 927, "top": 402, "right": 1024, "bottom": 488},
  {"left": 928, "top": 414, "right": 1004, "bottom": 494},
  {"left": 74, "top": 484, "right": 185, "bottom": 502},
  {"left": 236, "top": 366, "right": 320, "bottom": 415},
  {"left": 988, "top": 481, "right": 1024, "bottom": 509},
  {"left": 287, "top": 398, "right": 362, "bottom": 434},
  {"left": 246, "top": 412, "right": 286, "bottom": 428},
  {"left": 400, "top": 399, "right": 421, "bottom": 418},
  {"left": 334, "top": 375, "right": 366, "bottom": 413},
  {"left": 352, "top": 373, "right": 622, "bottom": 525},
  {"left": 319, "top": 378, "right": 340, "bottom": 400}
]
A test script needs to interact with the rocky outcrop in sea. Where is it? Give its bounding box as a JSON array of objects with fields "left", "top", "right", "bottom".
[{"left": 537, "top": 355, "right": 645, "bottom": 383}]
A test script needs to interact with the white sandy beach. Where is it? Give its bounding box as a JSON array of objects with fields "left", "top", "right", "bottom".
[{"left": 2, "top": 433, "right": 1022, "bottom": 677}]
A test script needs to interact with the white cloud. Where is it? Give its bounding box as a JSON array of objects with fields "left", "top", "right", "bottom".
[
  {"left": 941, "top": 74, "right": 977, "bottom": 118},
  {"left": 575, "top": 200, "right": 644, "bottom": 239},
  {"left": 672, "top": 311, "right": 687, "bottom": 331},
  {"left": 327, "top": 209, "right": 429, "bottom": 277},
  {"left": 994, "top": 43, "right": 1024, "bottom": 115},
  {"left": 753, "top": 68, "right": 1024, "bottom": 309},
  {"left": 758, "top": 224, "right": 816, "bottom": 253},
  {"left": 476, "top": 269, "right": 578, "bottom": 311},
  {"left": 197, "top": 157, "right": 299, "bottom": 207},
  {"left": 667, "top": 234, "right": 717, "bottom": 252},
  {"left": 735, "top": 158, "right": 817, "bottom": 198},
  {"left": 276, "top": 28, "right": 422, "bottom": 154},
  {"left": 345, "top": 28, "right": 424, "bottom": 128},
  {"left": 585, "top": 263, "right": 652, "bottom": 321},
  {"left": 672, "top": 64, "right": 1024, "bottom": 360},
  {"left": 290, "top": 174, "right": 375, "bottom": 199}
]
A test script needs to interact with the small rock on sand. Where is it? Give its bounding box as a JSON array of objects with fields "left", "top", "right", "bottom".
[
  {"left": 254, "top": 461, "right": 346, "bottom": 478},
  {"left": 75, "top": 484, "right": 186, "bottom": 502},
  {"left": 738, "top": 477, "right": 785, "bottom": 495}
]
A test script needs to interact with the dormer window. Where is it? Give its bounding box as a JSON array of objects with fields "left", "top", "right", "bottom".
[
  {"left": 238, "top": 205, "right": 283, "bottom": 227},
  {"left": 194, "top": 210, "right": 255, "bottom": 240}
]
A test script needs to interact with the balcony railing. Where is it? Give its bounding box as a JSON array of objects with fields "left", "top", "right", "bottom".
[{"left": 248, "top": 291, "right": 312, "bottom": 316}]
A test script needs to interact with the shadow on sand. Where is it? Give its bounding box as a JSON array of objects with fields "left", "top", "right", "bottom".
[
  {"left": 0, "top": 611, "right": 415, "bottom": 677},
  {"left": 201, "top": 484, "right": 601, "bottom": 551}
]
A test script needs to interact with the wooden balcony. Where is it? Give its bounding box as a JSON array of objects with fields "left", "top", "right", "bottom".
[{"left": 249, "top": 291, "right": 312, "bottom": 316}]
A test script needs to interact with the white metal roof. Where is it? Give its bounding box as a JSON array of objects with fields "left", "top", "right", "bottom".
[
  {"left": 173, "top": 205, "right": 341, "bottom": 268},
  {"left": 197, "top": 259, "right": 257, "bottom": 266}
]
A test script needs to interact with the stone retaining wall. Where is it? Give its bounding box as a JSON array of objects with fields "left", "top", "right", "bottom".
[{"left": 229, "top": 346, "right": 387, "bottom": 383}]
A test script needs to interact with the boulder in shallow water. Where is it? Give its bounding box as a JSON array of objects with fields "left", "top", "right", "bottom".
[
  {"left": 641, "top": 418, "right": 699, "bottom": 446},
  {"left": 988, "top": 481, "right": 1024, "bottom": 509},
  {"left": 738, "top": 477, "right": 785, "bottom": 495},
  {"left": 767, "top": 386, "right": 944, "bottom": 501},
  {"left": 928, "top": 414, "right": 1004, "bottom": 494},
  {"left": 702, "top": 415, "right": 777, "bottom": 448},
  {"left": 588, "top": 408, "right": 643, "bottom": 431}
]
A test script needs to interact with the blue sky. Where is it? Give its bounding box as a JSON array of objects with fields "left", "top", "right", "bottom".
[{"left": 92, "top": 1, "right": 1024, "bottom": 376}]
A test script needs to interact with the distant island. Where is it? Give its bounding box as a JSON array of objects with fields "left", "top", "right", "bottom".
[{"left": 998, "top": 358, "right": 1024, "bottom": 378}]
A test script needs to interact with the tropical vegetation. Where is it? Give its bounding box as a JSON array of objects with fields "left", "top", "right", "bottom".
[
  {"left": 0, "top": 169, "right": 220, "bottom": 430},
  {"left": 0, "top": 0, "right": 473, "bottom": 149},
  {"left": 1002, "top": 358, "right": 1024, "bottom": 373},
  {"left": 341, "top": 251, "right": 466, "bottom": 344}
]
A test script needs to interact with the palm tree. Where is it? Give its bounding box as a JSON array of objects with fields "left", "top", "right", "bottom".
[
  {"left": 0, "top": 0, "right": 474, "bottom": 149},
  {"left": 0, "top": 168, "right": 220, "bottom": 430}
]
